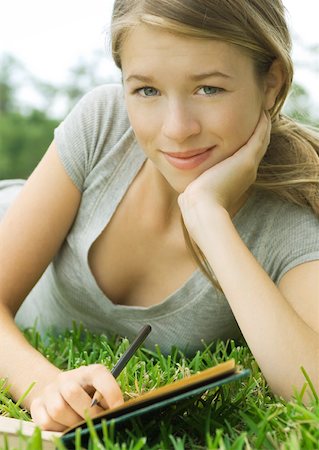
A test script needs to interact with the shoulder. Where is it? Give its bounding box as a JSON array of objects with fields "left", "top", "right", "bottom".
[
  {"left": 243, "top": 189, "right": 318, "bottom": 230},
  {"left": 241, "top": 189, "right": 319, "bottom": 282},
  {"left": 79, "top": 83, "right": 125, "bottom": 110},
  {"left": 54, "top": 84, "right": 132, "bottom": 191},
  {"left": 74, "top": 83, "right": 129, "bottom": 132},
  {"left": 244, "top": 189, "right": 319, "bottom": 243},
  {"left": 55, "top": 83, "right": 129, "bottom": 145}
]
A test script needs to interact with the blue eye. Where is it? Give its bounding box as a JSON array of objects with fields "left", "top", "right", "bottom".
[
  {"left": 198, "top": 86, "right": 224, "bottom": 96},
  {"left": 137, "top": 87, "right": 160, "bottom": 97}
]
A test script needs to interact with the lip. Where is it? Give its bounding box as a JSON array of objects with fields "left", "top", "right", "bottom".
[
  {"left": 164, "top": 147, "right": 212, "bottom": 158},
  {"left": 162, "top": 146, "right": 215, "bottom": 170}
]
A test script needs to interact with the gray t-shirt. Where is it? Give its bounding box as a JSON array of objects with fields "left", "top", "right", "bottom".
[{"left": 1, "top": 84, "right": 319, "bottom": 355}]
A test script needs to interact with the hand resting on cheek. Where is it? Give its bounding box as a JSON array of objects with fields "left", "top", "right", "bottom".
[{"left": 178, "top": 111, "right": 271, "bottom": 241}]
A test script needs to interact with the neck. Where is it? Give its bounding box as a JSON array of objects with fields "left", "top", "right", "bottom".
[
  {"left": 140, "top": 159, "right": 251, "bottom": 228},
  {"left": 142, "top": 160, "right": 181, "bottom": 227}
]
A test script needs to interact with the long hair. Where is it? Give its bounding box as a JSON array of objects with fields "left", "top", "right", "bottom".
[{"left": 111, "top": 0, "right": 319, "bottom": 285}]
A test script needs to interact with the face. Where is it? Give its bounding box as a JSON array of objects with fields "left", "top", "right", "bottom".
[{"left": 121, "top": 25, "right": 266, "bottom": 193}]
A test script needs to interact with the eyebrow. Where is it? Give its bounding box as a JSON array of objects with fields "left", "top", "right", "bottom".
[
  {"left": 125, "top": 71, "right": 233, "bottom": 83},
  {"left": 189, "top": 71, "right": 233, "bottom": 81}
]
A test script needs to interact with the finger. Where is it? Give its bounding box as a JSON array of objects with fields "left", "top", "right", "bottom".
[
  {"left": 259, "top": 111, "right": 272, "bottom": 159},
  {"left": 30, "top": 398, "right": 67, "bottom": 432},
  {"left": 44, "top": 385, "right": 85, "bottom": 427},
  {"left": 252, "top": 111, "right": 271, "bottom": 149},
  {"left": 59, "top": 378, "right": 105, "bottom": 419},
  {"left": 263, "top": 110, "right": 272, "bottom": 143},
  {"left": 80, "top": 365, "right": 124, "bottom": 410},
  {"left": 236, "top": 111, "right": 271, "bottom": 162}
]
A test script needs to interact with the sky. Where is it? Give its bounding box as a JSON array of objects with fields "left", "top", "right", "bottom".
[{"left": 1, "top": 0, "right": 318, "bottom": 116}]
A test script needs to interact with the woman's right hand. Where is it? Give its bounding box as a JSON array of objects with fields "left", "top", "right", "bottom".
[{"left": 30, "top": 364, "right": 124, "bottom": 431}]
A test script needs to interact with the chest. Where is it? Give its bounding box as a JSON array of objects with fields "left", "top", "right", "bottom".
[{"left": 88, "top": 185, "right": 198, "bottom": 308}]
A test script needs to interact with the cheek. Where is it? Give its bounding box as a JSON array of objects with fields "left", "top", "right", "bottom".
[
  {"left": 214, "top": 95, "right": 262, "bottom": 153},
  {"left": 126, "top": 105, "right": 158, "bottom": 148}
]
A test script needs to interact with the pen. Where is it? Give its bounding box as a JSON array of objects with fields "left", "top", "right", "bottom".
[{"left": 90, "top": 324, "right": 152, "bottom": 407}]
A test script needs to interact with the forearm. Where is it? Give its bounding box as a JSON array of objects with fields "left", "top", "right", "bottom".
[
  {"left": 0, "top": 304, "right": 124, "bottom": 431},
  {"left": 195, "top": 206, "right": 319, "bottom": 400},
  {"left": 0, "top": 303, "right": 60, "bottom": 410}
]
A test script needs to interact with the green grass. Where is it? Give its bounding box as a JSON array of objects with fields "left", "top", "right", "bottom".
[{"left": 1, "top": 323, "right": 318, "bottom": 449}]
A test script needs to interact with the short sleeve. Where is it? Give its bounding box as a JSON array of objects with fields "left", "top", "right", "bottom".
[
  {"left": 54, "top": 84, "right": 129, "bottom": 191},
  {"left": 266, "top": 201, "right": 319, "bottom": 283}
]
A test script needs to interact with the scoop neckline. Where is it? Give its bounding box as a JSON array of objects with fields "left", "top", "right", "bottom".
[{"left": 85, "top": 136, "right": 257, "bottom": 313}]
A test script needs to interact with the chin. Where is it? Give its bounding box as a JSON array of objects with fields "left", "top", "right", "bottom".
[
  {"left": 157, "top": 161, "right": 205, "bottom": 195},
  {"left": 164, "top": 175, "right": 195, "bottom": 195}
]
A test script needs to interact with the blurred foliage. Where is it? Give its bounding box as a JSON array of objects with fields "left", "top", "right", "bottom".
[
  {"left": 0, "top": 52, "right": 118, "bottom": 178},
  {"left": 284, "top": 83, "right": 318, "bottom": 126},
  {"left": 0, "top": 110, "right": 59, "bottom": 179},
  {"left": 0, "top": 49, "right": 318, "bottom": 180}
]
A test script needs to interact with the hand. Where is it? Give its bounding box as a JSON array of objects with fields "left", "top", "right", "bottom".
[
  {"left": 178, "top": 111, "right": 271, "bottom": 240},
  {"left": 30, "top": 365, "right": 124, "bottom": 431}
]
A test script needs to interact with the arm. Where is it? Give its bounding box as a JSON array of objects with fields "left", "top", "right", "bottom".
[
  {"left": 183, "top": 205, "right": 318, "bottom": 400},
  {"left": 178, "top": 113, "right": 319, "bottom": 401},
  {"left": 0, "top": 142, "right": 123, "bottom": 430}
]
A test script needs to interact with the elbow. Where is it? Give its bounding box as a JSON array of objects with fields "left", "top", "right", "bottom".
[
  {"left": 271, "top": 383, "right": 317, "bottom": 407},
  {"left": 270, "top": 352, "right": 319, "bottom": 406}
]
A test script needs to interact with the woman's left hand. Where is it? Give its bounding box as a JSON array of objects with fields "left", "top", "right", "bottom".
[{"left": 178, "top": 111, "right": 271, "bottom": 241}]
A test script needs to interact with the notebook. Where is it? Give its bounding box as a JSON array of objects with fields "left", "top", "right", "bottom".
[
  {"left": 62, "top": 359, "right": 249, "bottom": 448},
  {"left": 0, "top": 359, "right": 250, "bottom": 449}
]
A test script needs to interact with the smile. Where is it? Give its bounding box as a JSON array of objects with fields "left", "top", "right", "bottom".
[{"left": 162, "top": 147, "right": 215, "bottom": 170}]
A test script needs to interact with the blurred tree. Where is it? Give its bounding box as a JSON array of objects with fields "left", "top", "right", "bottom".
[
  {"left": 61, "top": 49, "right": 120, "bottom": 112},
  {"left": 0, "top": 54, "right": 59, "bottom": 178},
  {"left": 0, "top": 110, "right": 58, "bottom": 179},
  {"left": 0, "top": 54, "right": 24, "bottom": 114},
  {"left": 284, "top": 82, "right": 318, "bottom": 126},
  {"left": 0, "top": 51, "right": 117, "bottom": 178}
]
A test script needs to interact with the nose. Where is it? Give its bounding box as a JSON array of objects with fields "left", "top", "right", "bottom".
[{"left": 162, "top": 99, "right": 201, "bottom": 143}]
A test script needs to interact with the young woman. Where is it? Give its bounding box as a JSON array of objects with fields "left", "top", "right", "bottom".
[{"left": 0, "top": 0, "right": 318, "bottom": 431}]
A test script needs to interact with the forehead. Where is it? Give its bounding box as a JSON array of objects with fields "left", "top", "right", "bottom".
[{"left": 120, "top": 24, "right": 254, "bottom": 75}]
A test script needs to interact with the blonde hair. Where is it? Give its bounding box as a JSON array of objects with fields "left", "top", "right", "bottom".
[{"left": 111, "top": 0, "right": 319, "bottom": 285}]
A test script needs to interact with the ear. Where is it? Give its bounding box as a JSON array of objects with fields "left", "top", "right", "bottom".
[{"left": 263, "top": 59, "right": 285, "bottom": 110}]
